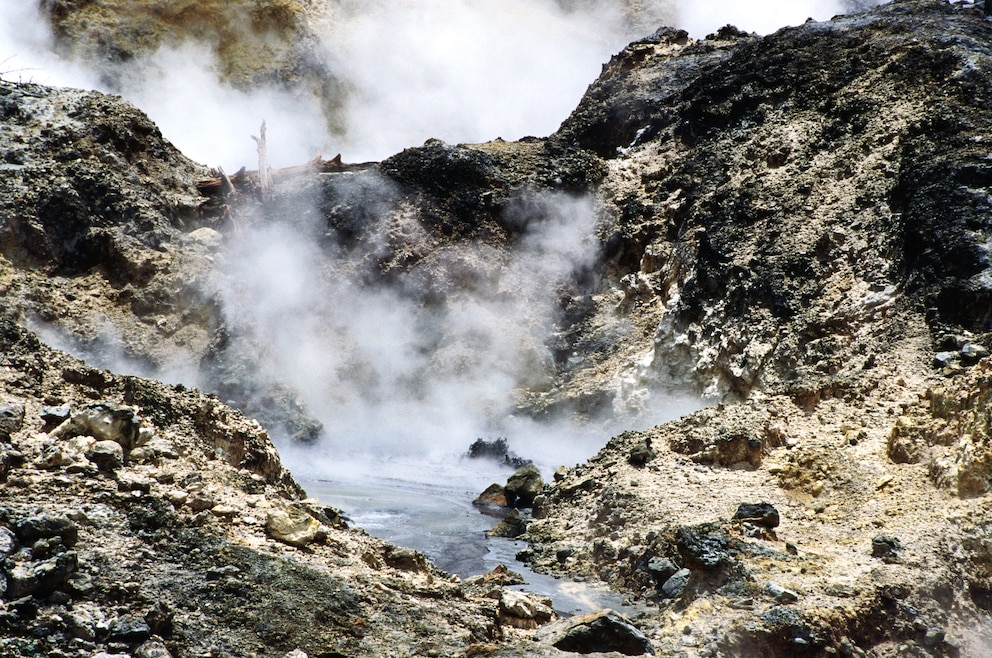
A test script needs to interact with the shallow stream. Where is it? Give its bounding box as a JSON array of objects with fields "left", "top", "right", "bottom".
[{"left": 289, "top": 453, "right": 636, "bottom": 616}]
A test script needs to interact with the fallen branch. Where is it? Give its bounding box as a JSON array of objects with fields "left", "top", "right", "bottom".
[{"left": 196, "top": 153, "right": 376, "bottom": 197}]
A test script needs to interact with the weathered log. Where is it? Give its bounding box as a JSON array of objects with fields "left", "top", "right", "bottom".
[{"left": 195, "top": 154, "right": 375, "bottom": 197}]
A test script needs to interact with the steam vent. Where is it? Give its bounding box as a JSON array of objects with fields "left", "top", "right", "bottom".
[{"left": 4, "top": 0, "right": 992, "bottom": 656}]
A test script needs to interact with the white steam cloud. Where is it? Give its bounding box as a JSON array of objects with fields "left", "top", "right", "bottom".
[
  {"left": 1, "top": 1, "right": 884, "bottom": 168},
  {"left": 212, "top": 181, "right": 609, "bottom": 469}
]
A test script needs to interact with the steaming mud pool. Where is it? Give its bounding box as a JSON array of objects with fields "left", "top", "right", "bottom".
[{"left": 296, "top": 457, "right": 634, "bottom": 617}]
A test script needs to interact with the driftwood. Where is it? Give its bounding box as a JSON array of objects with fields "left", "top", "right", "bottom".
[{"left": 196, "top": 153, "right": 375, "bottom": 198}]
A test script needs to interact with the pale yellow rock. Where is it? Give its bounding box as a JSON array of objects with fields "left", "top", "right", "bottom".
[{"left": 266, "top": 507, "right": 319, "bottom": 548}]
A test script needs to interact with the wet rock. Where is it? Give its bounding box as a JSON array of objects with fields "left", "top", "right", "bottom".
[
  {"left": 732, "top": 502, "right": 780, "bottom": 528},
  {"left": 14, "top": 513, "right": 79, "bottom": 547},
  {"left": 85, "top": 440, "right": 124, "bottom": 471},
  {"left": 473, "top": 483, "right": 508, "bottom": 509},
  {"left": 499, "top": 590, "right": 555, "bottom": 629},
  {"left": 660, "top": 568, "right": 691, "bottom": 599},
  {"left": 0, "top": 402, "right": 25, "bottom": 435},
  {"left": 52, "top": 403, "right": 141, "bottom": 452},
  {"left": 537, "top": 609, "right": 655, "bottom": 656},
  {"left": 872, "top": 535, "right": 902, "bottom": 561},
  {"left": 3, "top": 550, "right": 78, "bottom": 598},
  {"left": 265, "top": 507, "right": 319, "bottom": 548},
  {"left": 486, "top": 509, "right": 528, "bottom": 538},
  {"left": 505, "top": 464, "right": 544, "bottom": 508},
  {"left": 627, "top": 438, "right": 656, "bottom": 467}
]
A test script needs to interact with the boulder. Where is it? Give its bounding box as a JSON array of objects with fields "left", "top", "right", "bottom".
[
  {"left": 51, "top": 403, "right": 141, "bottom": 454},
  {"left": 505, "top": 464, "right": 544, "bottom": 508},
  {"left": 266, "top": 507, "right": 319, "bottom": 548},
  {"left": 537, "top": 609, "right": 655, "bottom": 655}
]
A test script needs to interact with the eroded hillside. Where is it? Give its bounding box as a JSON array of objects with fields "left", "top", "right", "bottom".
[{"left": 2, "top": 0, "right": 992, "bottom": 657}]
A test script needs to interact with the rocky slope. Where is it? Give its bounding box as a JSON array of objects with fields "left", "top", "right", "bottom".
[{"left": 4, "top": 0, "right": 992, "bottom": 656}]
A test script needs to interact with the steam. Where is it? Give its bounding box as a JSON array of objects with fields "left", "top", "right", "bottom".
[
  {"left": 1, "top": 1, "right": 885, "bottom": 169},
  {"left": 210, "top": 178, "right": 617, "bottom": 474}
]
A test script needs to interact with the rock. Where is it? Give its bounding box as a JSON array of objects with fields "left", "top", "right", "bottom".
[
  {"left": 40, "top": 404, "right": 72, "bottom": 425},
  {"left": 531, "top": 494, "right": 549, "bottom": 520},
  {"left": 465, "top": 437, "right": 530, "bottom": 468},
  {"left": 265, "top": 507, "right": 319, "bottom": 548},
  {"left": 0, "top": 526, "right": 17, "bottom": 558},
  {"left": 499, "top": 589, "right": 554, "bottom": 629},
  {"left": 134, "top": 636, "right": 174, "bottom": 658},
  {"left": 627, "top": 438, "right": 656, "bottom": 466},
  {"left": 14, "top": 513, "right": 79, "bottom": 547},
  {"left": 766, "top": 582, "right": 799, "bottom": 603},
  {"left": 486, "top": 509, "right": 528, "bottom": 538},
  {"left": 660, "top": 568, "right": 691, "bottom": 599},
  {"left": 473, "top": 483, "right": 508, "bottom": 508},
  {"left": 51, "top": 403, "right": 141, "bottom": 452},
  {"left": 0, "top": 402, "right": 25, "bottom": 435},
  {"left": 108, "top": 614, "right": 152, "bottom": 643},
  {"left": 85, "top": 439, "right": 124, "bottom": 470},
  {"left": 3, "top": 550, "right": 78, "bottom": 598},
  {"left": 676, "top": 524, "right": 737, "bottom": 571},
  {"left": 504, "top": 464, "right": 544, "bottom": 508},
  {"left": 960, "top": 343, "right": 990, "bottom": 366},
  {"left": 67, "top": 603, "right": 105, "bottom": 641},
  {"left": 732, "top": 502, "right": 780, "bottom": 528},
  {"left": 383, "top": 546, "right": 428, "bottom": 572},
  {"left": 187, "top": 493, "right": 216, "bottom": 513},
  {"left": 647, "top": 556, "right": 679, "bottom": 582},
  {"left": 872, "top": 535, "right": 902, "bottom": 561},
  {"left": 933, "top": 351, "right": 959, "bottom": 369},
  {"left": 282, "top": 651, "right": 309, "bottom": 658},
  {"left": 537, "top": 609, "right": 655, "bottom": 656},
  {"left": 34, "top": 444, "right": 64, "bottom": 470}
]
